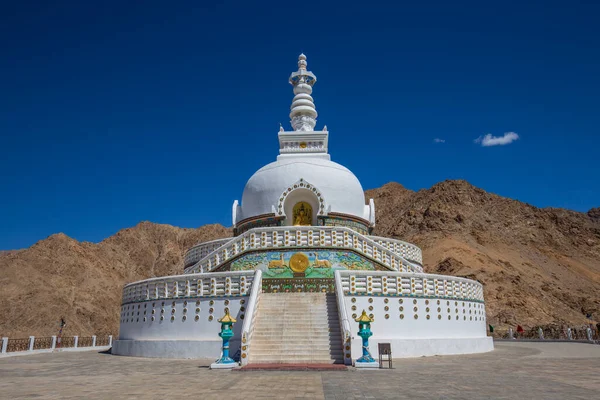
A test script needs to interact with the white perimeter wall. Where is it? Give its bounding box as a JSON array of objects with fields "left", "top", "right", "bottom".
[{"left": 342, "top": 295, "right": 493, "bottom": 358}]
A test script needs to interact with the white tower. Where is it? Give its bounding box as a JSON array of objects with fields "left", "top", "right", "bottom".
[{"left": 278, "top": 54, "right": 329, "bottom": 161}]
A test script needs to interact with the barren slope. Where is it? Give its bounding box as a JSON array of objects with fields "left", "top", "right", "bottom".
[{"left": 1, "top": 180, "right": 599, "bottom": 337}]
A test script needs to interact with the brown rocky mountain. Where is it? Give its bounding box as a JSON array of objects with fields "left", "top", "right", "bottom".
[{"left": 1, "top": 180, "right": 599, "bottom": 338}]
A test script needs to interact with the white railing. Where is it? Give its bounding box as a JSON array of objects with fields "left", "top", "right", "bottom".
[
  {"left": 334, "top": 270, "right": 353, "bottom": 365},
  {"left": 240, "top": 269, "right": 263, "bottom": 366},
  {"left": 184, "top": 226, "right": 423, "bottom": 275},
  {"left": 368, "top": 235, "right": 423, "bottom": 265},
  {"left": 184, "top": 238, "right": 232, "bottom": 268},
  {"left": 121, "top": 271, "right": 256, "bottom": 305},
  {"left": 337, "top": 270, "right": 484, "bottom": 302},
  {"left": 1, "top": 335, "right": 113, "bottom": 355}
]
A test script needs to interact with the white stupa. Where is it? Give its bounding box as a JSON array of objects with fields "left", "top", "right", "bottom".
[{"left": 112, "top": 55, "right": 493, "bottom": 364}]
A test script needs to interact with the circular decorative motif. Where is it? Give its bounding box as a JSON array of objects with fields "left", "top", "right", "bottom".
[
  {"left": 384, "top": 298, "right": 389, "bottom": 304},
  {"left": 368, "top": 306, "right": 373, "bottom": 311},
  {"left": 426, "top": 307, "right": 430, "bottom": 312},
  {"left": 240, "top": 306, "right": 246, "bottom": 312},
  {"left": 160, "top": 316, "right": 164, "bottom": 321},
  {"left": 368, "top": 298, "right": 373, "bottom": 303},
  {"left": 413, "top": 299, "right": 417, "bottom": 305},
  {"left": 196, "top": 308, "right": 200, "bottom": 313},
  {"left": 448, "top": 315, "right": 451, "bottom": 320},
  {"left": 414, "top": 314, "right": 419, "bottom": 319},
  {"left": 183, "top": 301, "right": 188, "bottom": 306},
  {"left": 425, "top": 300, "right": 429, "bottom": 305},
  {"left": 208, "top": 315, "right": 214, "bottom": 321},
  {"left": 195, "top": 315, "right": 199, "bottom": 321},
  {"left": 399, "top": 306, "right": 404, "bottom": 312},
  {"left": 224, "top": 300, "right": 230, "bottom": 306},
  {"left": 209, "top": 300, "right": 215, "bottom": 306},
  {"left": 289, "top": 252, "right": 310, "bottom": 273},
  {"left": 399, "top": 299, "right": 403, "bottom": 304},
  {"left": 209, "top": 308, "right": 214, "bottom": 313},
  {"left": 160, "top": 309, "right": 165, "bottom": 314},
  {"left": 369, "top": 313, "right": 374, "bottom": 319},
  {"left": 400, "top": 314, "right": 404, "bottom": 319},
  {"left": 384, "top": 306, "right": 389, "bottom": 311},
  {"left": 352, "top": 313, "right": 357, "bottom": 319},
  {"left": 196, "top": 300, "right": 200, "bottom": 306},
  {"left": 385, "top": 314, "right": 389, "bottom": 319},
  {"left": 151, "top": 316, "right": 155, "bottom": 322},
  {"left": 438, "top": 315, "right": 442, "bottom": 320},
  {"left": 426, "top": 315, "right": 430, "bottom": 320},
  {"left": 182, "top": 316, "right": 187, "bottom": 321},
  {"left": 240, "top": 299, "right": 245, "bottom": 305},
  {"left": 241, "top": 353, "right": 247, "bottom": 358},
  {"left": 351, "top": 305, "right": 357, "bottom": 311},
  {"left": 171, "top": 309, "right": 176, "bottom": 315},
  {"left": 172, "top": 301, "right": 176, "bottom": 307},
  {"left": 240, "top": 314, "right": 245, "bottom": 319}
]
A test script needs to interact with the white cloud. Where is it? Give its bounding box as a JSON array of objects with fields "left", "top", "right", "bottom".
[
  {"left": 474, "top": 132, "right": 519, "bottom": 147},
  {"left": 433, "top": 138, "right": 446, "bottom": 143}
]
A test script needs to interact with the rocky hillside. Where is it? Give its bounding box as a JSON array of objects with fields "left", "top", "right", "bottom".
[
  {"left": 366, "top": 180, "right": 600, "bottom": 328},
  {"left": 0, "top": 223, "right": 231, "bottom": 338},
  {"left": 1, "top": 180, "right": 598, "bottom": 337}
]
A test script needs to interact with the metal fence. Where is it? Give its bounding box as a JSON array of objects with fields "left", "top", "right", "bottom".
[
  {"left": 6, "top": 338, "right": 30, "bottom": 352},
  {"left": 491, "top": 326, "right": 599, "bottom": 341},
  {"left": 58, "top": 336, "right": 75, "bottom": 348},
  {"left": 78, "top": 336, "right": 94, "bottom": 347},
  {"left": 32, "top": 337, "right": 53, "bottom": 350},
  {"left": 95, "top": 336, "right": 110, "bottom": 346}
]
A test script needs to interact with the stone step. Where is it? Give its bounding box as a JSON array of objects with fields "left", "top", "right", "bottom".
[
  {"left": 250, "top": 343, "right": 343, "bottom": 354},
  {"left": 250, "top": 353, "right": 344, "bottom": 359}
]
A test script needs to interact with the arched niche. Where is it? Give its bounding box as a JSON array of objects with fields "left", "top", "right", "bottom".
[{"left": 283, "top": 188, "right": 320, "bottom": 226}]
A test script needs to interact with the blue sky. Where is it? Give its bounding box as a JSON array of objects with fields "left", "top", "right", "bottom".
[{"left": 1, "top": 0, "right": 598, "bottom": 250}]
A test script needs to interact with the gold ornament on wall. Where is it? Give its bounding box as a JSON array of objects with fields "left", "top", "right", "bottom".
[{"left": 289, "top": 252, "right": 310, "bottom": 274}]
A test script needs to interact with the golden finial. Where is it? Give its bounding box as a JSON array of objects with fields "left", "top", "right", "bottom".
[
  {"left": 355, "top": 309, "right": 374, "bottom": 323},
  {"left": 218, "top": 309, "right": 237, "bottom": 323}
]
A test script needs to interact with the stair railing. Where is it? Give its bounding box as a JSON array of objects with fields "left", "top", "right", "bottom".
[
  {"left": 334, "top": 270, "right": 353, "bottom": 365},
  {"left": 240, "top": 269, "right": 263, "bottom": 366}
]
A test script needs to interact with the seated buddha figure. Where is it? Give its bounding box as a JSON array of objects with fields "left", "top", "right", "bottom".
[{"left": 293, "top": 202, "right": 312, "bottom": 226}]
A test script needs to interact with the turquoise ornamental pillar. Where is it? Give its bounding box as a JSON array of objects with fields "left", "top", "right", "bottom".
[
  {"left": 210, "top": 309, "right": 238, "bottom": 369},
  {"left": 354, "top": 310, "right": 379, "bottom": 368}
]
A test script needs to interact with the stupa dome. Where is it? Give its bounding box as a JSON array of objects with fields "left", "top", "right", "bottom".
[{"left": 238, "top": 157, "right": 368, "bottom": 224}]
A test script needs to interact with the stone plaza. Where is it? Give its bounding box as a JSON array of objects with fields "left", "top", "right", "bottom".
[{"left": 1, "top": 342, "right": 599, "bottom": 399}]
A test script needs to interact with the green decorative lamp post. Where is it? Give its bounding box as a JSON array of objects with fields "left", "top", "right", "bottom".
[
  {"left": 354, "top": 310, "right": 379, "bottom": 368},
  {"left": 210, "top": 309, "right": 238, "bottom": 369}
]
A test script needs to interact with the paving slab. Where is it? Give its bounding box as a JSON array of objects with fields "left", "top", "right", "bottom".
[{"left": 0, "top": 342, "right": 599, "bottom": 399}]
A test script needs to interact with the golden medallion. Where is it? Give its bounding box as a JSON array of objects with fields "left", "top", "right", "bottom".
[{"left": 289, "top": 252, "right": 310, "bottom": 273}]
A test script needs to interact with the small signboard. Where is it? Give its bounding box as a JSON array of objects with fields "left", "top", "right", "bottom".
[{"left": 378, "top": 343, "right": 392, "bottom": 368}]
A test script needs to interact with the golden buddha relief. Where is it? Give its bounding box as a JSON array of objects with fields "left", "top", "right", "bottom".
[{"left": 293, "top": 202, "right": 312, "bottom": 226}]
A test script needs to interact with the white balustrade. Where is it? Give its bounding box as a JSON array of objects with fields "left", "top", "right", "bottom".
[
  {"left": 240, "top": 269, "right": 263, "bottom": 366},
  {"left": 184, "top": 238, "right": 232, "bottom": 268},
  {"left": 337, "top": 270, "right": 484, "bottom": 302},
  {"left": 121, "top": 271, "right": 256, "bottom": 305},
  {"left": 368, "top": 235, "right": 423, "bottom": 265},
  {"left": 334, "top": 270, "right": 353, "bottom": 365},
  {"left": 184, "top": 226, "right": 424, "bottom": 275}
]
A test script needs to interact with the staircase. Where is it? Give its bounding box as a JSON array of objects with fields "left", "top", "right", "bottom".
[{"left": 249, "top": 293, "right": 344, "bottom": 364}]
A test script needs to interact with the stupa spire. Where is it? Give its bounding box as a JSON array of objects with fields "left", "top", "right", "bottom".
[{"left": 289, "top": 53, "right": 318, "bottom": 131}]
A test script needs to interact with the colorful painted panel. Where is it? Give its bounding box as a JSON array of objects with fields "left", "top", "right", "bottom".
[{"left": 230, "top": 250, "right": 378, "bottom": 279}]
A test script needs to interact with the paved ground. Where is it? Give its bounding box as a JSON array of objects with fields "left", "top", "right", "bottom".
[{"left": 0, "top": 342, "right": 599, "bottom": 399}]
